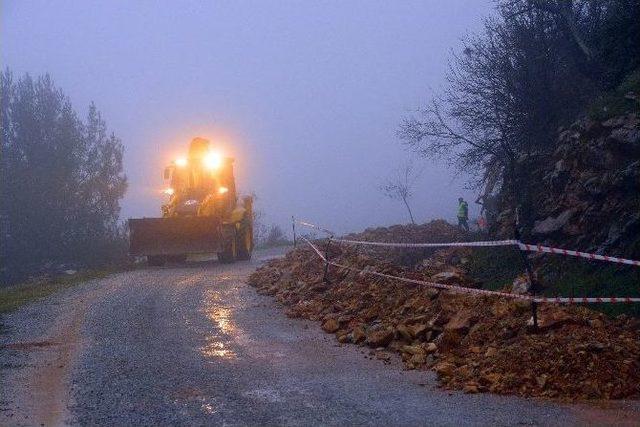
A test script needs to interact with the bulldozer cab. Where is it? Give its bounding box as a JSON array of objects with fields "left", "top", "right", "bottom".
[
  {"left": 162, "top": 141, "right": 237, "bottom": 218},
  {"left": 129, "top": 137, "right": 252, "bottom": 264}
]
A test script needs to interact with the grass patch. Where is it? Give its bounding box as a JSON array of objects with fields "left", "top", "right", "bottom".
[
  {"left": 0, "top": 270, "right": 112, "bottom": 314},
  {"left": 466, "top": 246, "right": 640, "bottom": 317},
  {"left": 536, "top": 258, "right": 640, "bottom": 318},
  {"left": 466, "top": 246, "right": 524, "bottom": 291}
]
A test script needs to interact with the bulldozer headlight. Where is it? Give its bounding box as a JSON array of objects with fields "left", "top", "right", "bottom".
[
  {"left": 164, "top": 188, "right": 175, "bottom": 195},
  {"left": 203, "top": 151, "right": 222, "bottom": 170},
  {"left": 218, "top": 186, "right": 229, "bottom": 195},
  {"left": 175, "top": 157, "right": 188, "bottom": 167}
]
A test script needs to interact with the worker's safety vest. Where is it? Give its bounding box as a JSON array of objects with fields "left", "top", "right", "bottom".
[{"left": 458, "top": 201, "right": 468, "bottom": 218}]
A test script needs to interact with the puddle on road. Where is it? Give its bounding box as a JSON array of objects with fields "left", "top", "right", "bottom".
[
  {"left": 200, "top": 339, "right": 235, "bottom": 359},
  {"left": 198, "top": 288, "right": 243, "bottom": 360},
  {"left": 172, "top": 387, "right": 220, "bottom": 415}
]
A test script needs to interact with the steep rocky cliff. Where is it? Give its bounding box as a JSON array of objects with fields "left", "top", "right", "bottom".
[{"left": 501, "top": 113, "right": 640, "bottom": 257}]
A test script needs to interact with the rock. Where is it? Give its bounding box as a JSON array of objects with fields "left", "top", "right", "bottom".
[
  {"left": 396, "top": 324, "right": 412, "bottom": 341},
  {"left": 463, "top": 383, "right": 479, "bottom": 394},
  {"left": 536, "top": 375, "right": 548, "bottom": 388},
  {"left": 431, "top": 269, "right": 465, "bottom": 284},
  {"left": 321, "top": 319, "right": 340, "bottom": 333},
  {"left": 409, "top": 323, "right": 429, "bottom": 338},
  {"left": 532, "top": 209, "right": 576, "bottom": 235},
  {"left": 366, "top": 329, "right": 394, "bottom": 348},
  {"left": 585, "top": 342, "right": 607, "bottom": 353},
  {"left": 528, "top": 308, "right": 573, "bottom": 332},
  {"left": 484, "top": 347, "right": 498, "bottom": 357},
  {"left": 352, "top": 327, "right": 366, "bottom": 344},
  {"left": 375, "top": 351, "right": 391, "bottom": 361},
  {"left": 337, "top": 333, "right": 350, "bottom": 344},
  {"left": 609, "top": 128, "right": 640, "bottom": 145},
  {"left": 512, "top": 274, "right": 530, "bottom": 294},
  {"left": 401, "top": 345, "right": 425, "bottom": 356},
  {"left": 434, "top": 361, "right": 455, "bottom": 377},
  {"left": 444, "top": 310, "right": 474, "bottom": 334},
  {"left": 410, "top": 354, "right": 426, "bottom": 365},
  {"left": 455, "top": 364, "right": 472, "bottom": 377},
  {"left": 64, "top": 269, "right": 77, "bottom": 275},
  {"left": 424, "top": 342, "right": 438, "bottom": 354},
  {"left": 480, "top": 373, "right": 501, "bottom": 386}
]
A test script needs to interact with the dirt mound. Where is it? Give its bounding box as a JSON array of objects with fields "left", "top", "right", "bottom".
[
  {"left": 249, "top": 226, "right": 640, "bottom": 400},
  {"left": 342, "top": 220, "right": 466, "bottom": 267}
]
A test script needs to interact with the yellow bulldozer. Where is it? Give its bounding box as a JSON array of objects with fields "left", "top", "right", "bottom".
[{"left": 128, "top": 137, "right": 253, "bottom": 266}]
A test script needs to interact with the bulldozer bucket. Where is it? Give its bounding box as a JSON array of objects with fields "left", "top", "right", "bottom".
[{"left": 128, "top": 216, "right": 222, "bottom": 256}]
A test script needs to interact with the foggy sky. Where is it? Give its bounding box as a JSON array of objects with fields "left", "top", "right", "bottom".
[{"left": 2, "top": 0, "right": 491, "bottom": 234}]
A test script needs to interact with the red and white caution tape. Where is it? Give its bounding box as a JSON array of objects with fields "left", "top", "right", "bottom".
[
  {"left": 298, "top": 236, "right": 640, "bottom": 304},
  {"left": 517, "top": 243, "right": 640, "bottom": 267},
  {"left": 333, "top": 237, "right": 519, "bottom": 248},
  {"left": 296, "top": 220, "right": 640, "bottom": 267},
  {"left": 295, "top": 220, "right": 335, "bottom": 236},
  {"left": 531, "top": 295, "right": 640, "bottom": 304}
]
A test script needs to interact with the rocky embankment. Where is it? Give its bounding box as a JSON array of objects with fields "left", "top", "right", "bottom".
[
  {"left": 249, "top": 222, "right": 640, "bottom": 400},
  {"left": 499, "top": 113, "right": 640, "bottom": 257}
]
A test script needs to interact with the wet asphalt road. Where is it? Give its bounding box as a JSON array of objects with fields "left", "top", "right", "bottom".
[{"left": 1, "top": 249, "right": 635, "bottom": 426}]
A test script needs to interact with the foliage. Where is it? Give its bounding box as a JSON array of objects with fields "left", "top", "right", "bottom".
[
  {"left": 399, "top": 0, "right": 640, "bottom": 214},
  {"left": 0, "top": 70, "right": 128, "bottom": 284},
  {"left": 466, "top": 246, "right": 640, "bottom": 317},
  {"left": 588, "top": 68, "right": 640, "bottom": 120},
  {"left": 257, "top": 224, "right": 292, "bottom": 249}
]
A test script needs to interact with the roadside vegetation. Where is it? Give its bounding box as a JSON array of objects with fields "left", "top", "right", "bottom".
[
  {"left": 398, "top": 0, "right": 639, "bottom": 250},
  {"left": 0, "top": 70, "right": 128, "bottom": 286},
  {"left": 255, "top": 224, "right": 293, "bottom": 249},
  {"left": 466, "top": 245, "right": 640, "bottom": 317},
  {"left": 0, "top": 270, "right": 112, "bottom": 314}
]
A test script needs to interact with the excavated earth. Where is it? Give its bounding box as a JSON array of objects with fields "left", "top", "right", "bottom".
[{"left": 249, "top": 222, "right": 640, "bottom": 401}]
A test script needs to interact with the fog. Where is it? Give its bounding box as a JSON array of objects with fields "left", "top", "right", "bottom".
[{"left": 2, "top": 0, "right": 490, "bottom": 234}]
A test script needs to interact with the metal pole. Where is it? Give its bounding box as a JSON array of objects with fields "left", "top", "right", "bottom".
[
  {"left": 514, "top": 207, "right": 538, "bottom": 329},
  {"left": 292, "top": 216, "right": 297, "bottom": 249},
  {"left": 323, "top": 237, "right": 332, "bottom": 284}
]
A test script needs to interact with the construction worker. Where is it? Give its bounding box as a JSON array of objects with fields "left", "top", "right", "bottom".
[{"left": 457, "top": 197, "right": 469, "bottom": 231}]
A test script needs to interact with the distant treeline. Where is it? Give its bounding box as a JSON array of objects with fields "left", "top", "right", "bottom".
[
  {"left": 400, "top": 0, "right": 640, "bottom": 232},
  {"left": 1, "top": 70, "right": 128, "bottom": 284}
]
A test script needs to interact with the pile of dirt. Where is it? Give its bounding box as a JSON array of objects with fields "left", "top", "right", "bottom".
[
  {"left": 249, "top": 224, "right": 640, "bottom": 400},
  {"left": 342, "top": 220, "right": 467, "bottom": 267}
]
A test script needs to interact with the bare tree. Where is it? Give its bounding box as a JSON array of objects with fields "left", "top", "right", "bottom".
[
  {"left": 398, "top": 0, "right": 639, "bottom": 233},
  {"left": 397, "top": 4, "right": 595, "bottom": 227},
  {"left": 380, "top": 161, "right": 420, "bottom": 224}
]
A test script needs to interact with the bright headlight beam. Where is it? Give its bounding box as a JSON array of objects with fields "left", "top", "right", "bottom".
[{"left": 203, "top": 151, "right": 222, "bottom": 170}]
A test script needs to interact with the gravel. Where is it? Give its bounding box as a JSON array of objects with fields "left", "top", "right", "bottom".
[{"left": 1, "top": 247, "right": 633, "bottom": 426}]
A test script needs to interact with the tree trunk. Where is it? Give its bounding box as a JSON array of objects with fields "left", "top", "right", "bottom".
[{"left": 402, "top": 197, "right": 416, "bottom": 224}]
